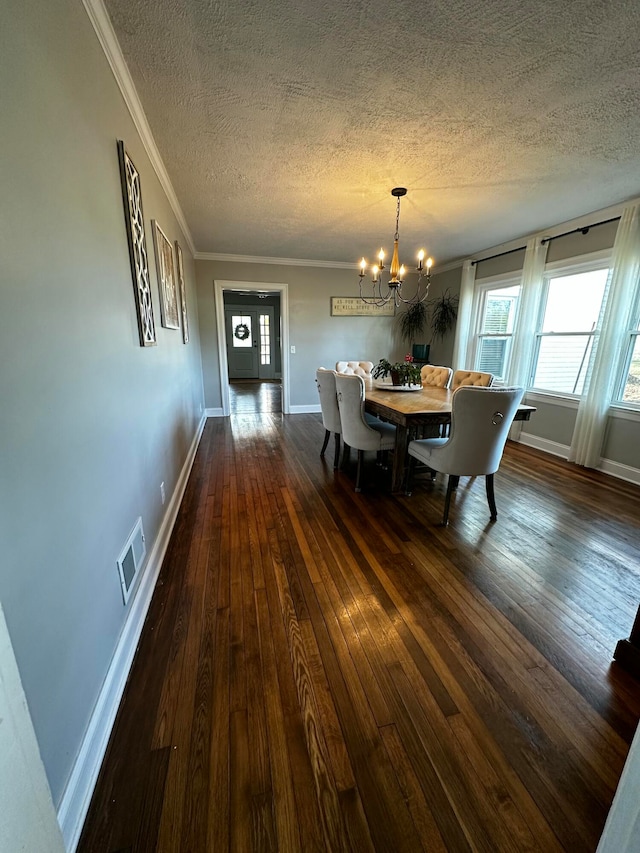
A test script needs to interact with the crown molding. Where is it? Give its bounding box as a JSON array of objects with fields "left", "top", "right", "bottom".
[
  {"left": 82, "top": 0, "right": 196, "bottom": 256},
  {"left": 194, "top": 252, "right": 358, "bottom": 269},
  {"left": 430, "top": 258, "right": 465, "bottom": 275}
]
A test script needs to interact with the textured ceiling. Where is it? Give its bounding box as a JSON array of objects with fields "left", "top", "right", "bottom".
[{"left": 105, "top": 0, "right": 640, "bottom": 265}]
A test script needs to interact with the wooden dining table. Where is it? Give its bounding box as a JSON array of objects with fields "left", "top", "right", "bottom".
[{"left": 364, "top": 382, "right": 536, "bottom": 492}]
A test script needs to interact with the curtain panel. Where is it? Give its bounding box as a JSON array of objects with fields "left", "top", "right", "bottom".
[
  {"left": 451, "top": 260, "right": 476, "bottom": 372},
  {"left": 569, "top": 203, "right": 640, "bottom": 467}
]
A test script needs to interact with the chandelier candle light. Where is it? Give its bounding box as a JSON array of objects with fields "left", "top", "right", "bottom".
[{"left": 359, "top": 187, "right": 433, "bottom": 307}]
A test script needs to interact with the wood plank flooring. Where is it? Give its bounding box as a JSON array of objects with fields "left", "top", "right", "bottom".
[
  {"left": 78, "top": 413, "right": 640, "bottom": 852},
  {"left": 229, "top": 380, "right": 282, "bottom": 413}
]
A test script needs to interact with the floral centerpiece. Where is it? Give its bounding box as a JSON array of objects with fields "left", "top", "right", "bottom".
[{"left": 372, "top": 355, "right": 422, "bottom": 387}]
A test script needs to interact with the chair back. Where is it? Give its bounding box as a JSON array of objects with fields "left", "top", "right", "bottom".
[
  {"left": 336, "top": 361, "right": 374, "bottom": 378},
  {"left": 437, "top": 386, "right": 524, "bottom": 475},
  {"left": 452, "top": 369, "right": 494, "bottom": 389},
  {"left": 421, "top": 365, "right": 453, "bottom": 388},
  {"left": 316, "top": 368, "right": 341, "bottom": 434},
  {"left": 335, "top": 373, "right": 383, "bottom": 451}
]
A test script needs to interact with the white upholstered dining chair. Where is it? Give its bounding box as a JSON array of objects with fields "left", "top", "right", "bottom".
[
  {"left": 335, "top": 361, "right": 374, "bottom": 378},
  {"left": 335, "top": 373, "right": 396, "bottom": 492},
  {"left": 316, "top": 368, "right": 342, "bottom": 469},
  {"left": 404, "top": 385, "right": 524, "bottom": 524}
]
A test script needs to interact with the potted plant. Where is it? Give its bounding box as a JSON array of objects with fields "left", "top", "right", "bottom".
[
  {"left": 397, "top": 302, "right": 428, "bottom": 356},
  {"left": 428, "top": 289, "right": 459, "bottom": 340},
  {"left": 397, "top": 302, "right": 430, "bottom": 361},
  {"left": 397, "top": 291, "right": 458, "bottom": 358},
  {"left": 372, "top": 357, "right": 422, "bottom": 387}
]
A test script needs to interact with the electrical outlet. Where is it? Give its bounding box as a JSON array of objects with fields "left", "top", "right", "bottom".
[
  {"left": 290, "top": 345, "right": 296, "bottom": 353},
  {"left": 160, "top": 482, "right": 166, "bottom": 505}
]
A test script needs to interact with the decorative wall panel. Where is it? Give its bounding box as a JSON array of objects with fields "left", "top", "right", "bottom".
[
  {"left": 116, "top": 140, "right": 156, "bottom": 346},
  {"left": 175, "top": 241, "right": 189, "bottom": 343},
  {"left": 152, "top": 221, "right": 179, "bottom": 330}
]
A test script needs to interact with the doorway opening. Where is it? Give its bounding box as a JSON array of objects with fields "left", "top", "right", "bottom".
[
  {"left": 214, "top": 280, "right": 290, "bottom": 416},
  {"left": 228, "top": 380, "right": 282, "bottom": 414}
]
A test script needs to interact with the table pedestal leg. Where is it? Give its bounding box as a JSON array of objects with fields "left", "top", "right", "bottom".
[
  {"left": 614, "top": 604, "right": 640, "bottom": 679},
  {"left": 391, "top": 425, "right": 408, "bottom": 493}
]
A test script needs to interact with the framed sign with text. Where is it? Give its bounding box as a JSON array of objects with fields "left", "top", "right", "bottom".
[{"left": 330, "top": 297, "right": 395, "bottom": 317}]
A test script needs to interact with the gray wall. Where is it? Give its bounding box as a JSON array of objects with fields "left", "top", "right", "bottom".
[
  {"left": 475, "top": 248, "right": 526, "bottom": 279},
  {"left": 603, "top": 417, "right": 640, "bottom": 468},
  {"left": 1, "top": 0, "right": 204, "bottom": 804},
  {"left": 546, "top": 219, "right": 619, "bottom": 263},
  {"left": 196, "top": 260, "right": 398, "bottom": 408}
]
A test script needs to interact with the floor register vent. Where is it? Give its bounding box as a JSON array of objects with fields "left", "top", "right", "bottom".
[{"left": 116, "top": 517, "right": 146, "bottom": 605}]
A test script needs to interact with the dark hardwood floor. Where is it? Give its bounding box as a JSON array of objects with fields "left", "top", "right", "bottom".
[
  {"left": 229, "top": 380, "right": 282, "bottom": 413},
  {"left": 78, "top": 412, "right": 640, "bottom": 852}
]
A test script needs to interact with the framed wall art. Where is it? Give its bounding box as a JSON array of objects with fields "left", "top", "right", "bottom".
[
  {"left": 175, "top": 241, "right": 189, "bottom": 343},
  {"left": 151, "top": 220, "right": 180, "bottom": 330},
  {"left": 330, "top": 297, "right": 395, "bottom": 317},
  {"left": 116, "top": 140, "right": 156, "bottom": 346}
]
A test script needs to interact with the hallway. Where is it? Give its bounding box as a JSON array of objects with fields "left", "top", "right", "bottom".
[{"left": 229, "top": 380, "right": 282, "bottom": 414}]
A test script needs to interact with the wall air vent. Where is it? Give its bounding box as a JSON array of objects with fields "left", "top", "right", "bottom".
[{"left": 116, "top": 517, "right": 146, "bottom": 605}]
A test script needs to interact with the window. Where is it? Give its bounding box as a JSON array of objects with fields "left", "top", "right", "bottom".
[
  {"left": 531, "top": 267, "right": 609, "bottom": 395},
  {"left": 474, "top": 283, "right": 520, "bottom": 381},
  {"left": 618, "top": 311, "right": 640, "bottom": 405},
  {"left": 231, "top": 314, "right": 253, "bottom": 348},
  {"left": 259, "top": 313, "right": 271, "bottom": 366}
]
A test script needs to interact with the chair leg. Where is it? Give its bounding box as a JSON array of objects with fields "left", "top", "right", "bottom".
[
  {"left": 355, "top": 450, "right": 364, "bottom": 492},
  {"left": 443, "top": 475, "right": 460, "bottom": 525},
  {"left": 341, "top": 443, "right": 351, "bottom": 471},
  {"left": 320, "top": 428, "right": 330, "bottom": 458},
  {"left": 404, "top": 454, "right": 417, "bottom": 495},
  {"left": 486, "top": 473, "right": 497, "bottom": 521},
  {"left": 333, "top": 434, "right": 341, "bottom": 469}
]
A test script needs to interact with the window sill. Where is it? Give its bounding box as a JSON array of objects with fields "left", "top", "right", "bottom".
[
  {"left": 525, "top": 391, "right": 579, "bottom": 410},
  {"left": 524, "top": 394, "right": 640, "bottom": 422},
  {"left": 609, "top": 404, "right": 640, "bottom": 423}
]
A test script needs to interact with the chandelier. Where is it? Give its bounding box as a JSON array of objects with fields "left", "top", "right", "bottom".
[{"left": 358, "top": 187, "right": 433, "bottom": 307}]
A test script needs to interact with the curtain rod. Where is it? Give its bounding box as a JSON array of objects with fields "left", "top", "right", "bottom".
[
  {"left": 540, "top": 216, "right": 620, "bottom": 245},
  {"left": 471, "top": 245, "right": 526, "bottom": 266},
  {"left": 470, "top": 214, "right": 622, "bottom": 264}
]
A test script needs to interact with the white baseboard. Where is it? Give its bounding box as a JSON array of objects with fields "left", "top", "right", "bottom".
[
  {"left": 289, "top": 404, "right": 321, "bottom": 414},
  {"left": 206, "top": 405, "right": 321, "bottom": 416},
  {"left": 599, "top": 458, "right": 640, "bottom": 486},
  {"left": 205, "top": 405, "right": 322, "bottom": 416},
  {"left": 57, "top": 414, "right": 206, "bottom": 852},
  {"left": 517, "top": 431, "right": 640, "bottom": 485},
  {"left": 517, "top": 432, "right": 570, "bottom": 458}
]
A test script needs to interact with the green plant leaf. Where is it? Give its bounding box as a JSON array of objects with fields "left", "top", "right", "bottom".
[
  {"left": 397, "top": 301, "right": 428, "bottom": 343},
  {"left": 428, "top": 290, "right": 459, "bottom": 340}
]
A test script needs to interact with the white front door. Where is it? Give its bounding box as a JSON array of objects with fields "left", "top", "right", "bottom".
[
  {"left": 226, "top": 308, "right": 259, "bottom": 379},
  {"left": 226, "top": 305, "right": 278, "bottom": 381}
]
